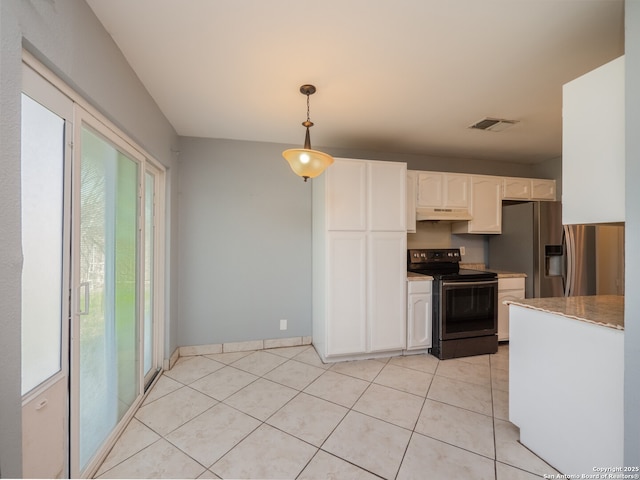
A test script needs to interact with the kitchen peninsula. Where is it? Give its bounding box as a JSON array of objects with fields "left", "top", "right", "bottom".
[{"left": 507, "top": 296, "right": 624, "bottom": 475}]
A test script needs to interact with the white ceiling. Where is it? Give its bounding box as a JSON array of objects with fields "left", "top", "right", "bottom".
[{"left": 86, "top": 0, "right": 624, "bottom": 164}]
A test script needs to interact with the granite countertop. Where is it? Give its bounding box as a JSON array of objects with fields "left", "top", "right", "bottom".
[
  {"left": 407, "top": 272, "right": 434, "bottom": 281},
  {"left": 506, "top": 295, "right": 624, "bottom": 330}
]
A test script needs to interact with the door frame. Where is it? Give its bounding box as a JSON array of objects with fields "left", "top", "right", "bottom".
[{"left": 22, "top": 50, "right": 167, "bottom": 479}]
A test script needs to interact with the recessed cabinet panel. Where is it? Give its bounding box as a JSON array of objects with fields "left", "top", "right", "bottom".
[
  {"left": 417, "top": 173, "right": 443, "bottom": 207},
  {"left": 327, "top": 232, "right": 367, "bottom": 355},
  {"left": 503, "top": 177, "right": 531, "bottom": 199},
  {"left": 368, "top": 232, "right": 407, "bottom": 352},
  {"left": 497, "top": 277, "right": 525, "bottom": 341},
  {"left": 417, "top": 172, "right": 469, "bottom": 208},
  {"left": 368, "top": 162, "right": 406, "bottom": 231},
  {"left": 327, "top": 159, "right": 367, "bottom": 231},
  {"left": 531, "top": 179, "right": 556, "bottom": 200},
  {"left": 452, "top": 175, "right": 501, "bottom": 234},
  {"left": 445, "top": 174, "right": 469, "bottom": 207},
  {"left": 407, "top": 280, "right": 432, "bottom": 350}
]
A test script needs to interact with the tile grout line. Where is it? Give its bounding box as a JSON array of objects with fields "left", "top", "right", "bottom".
[{"left": 97, "top": 346, "right": 518, "bottom": 479}]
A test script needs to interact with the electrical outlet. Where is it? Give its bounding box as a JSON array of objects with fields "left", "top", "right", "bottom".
[
  {"left": 279, "top": 319, "right": 287, "bottom": 330},
  {"left": 460, "top": 246, "right": 466, "bottom": 256}
]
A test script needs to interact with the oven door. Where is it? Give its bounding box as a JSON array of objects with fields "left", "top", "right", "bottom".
[{"left": 440, "top": 279, "right": 498, "bottom": 340}]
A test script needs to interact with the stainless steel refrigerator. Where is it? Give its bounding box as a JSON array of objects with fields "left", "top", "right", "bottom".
[{"left": 488, "top": 201, "right": 624, "bottom": 298}]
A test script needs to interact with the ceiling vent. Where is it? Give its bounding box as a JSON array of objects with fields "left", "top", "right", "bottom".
[{"left": 469, "top": 117, "right": 519, "bottom": 132}]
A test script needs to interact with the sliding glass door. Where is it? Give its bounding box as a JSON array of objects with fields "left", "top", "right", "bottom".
[
  {"left": 23, "top": 55, "right": 166, "bottom": 479},
  {"left": 74, "top": 120, "right": 141, "bottom": 472}
]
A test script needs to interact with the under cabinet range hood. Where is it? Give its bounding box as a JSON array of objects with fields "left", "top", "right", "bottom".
[{"left": 416, "top": 207, "right": 473, "bottom": 221}]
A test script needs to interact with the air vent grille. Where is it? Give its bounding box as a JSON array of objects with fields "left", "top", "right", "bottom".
[{"left": 469, "top": 117, "right": 519, "bottom": 132}]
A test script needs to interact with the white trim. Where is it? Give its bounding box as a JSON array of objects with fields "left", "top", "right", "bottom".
[
  {"left": 164, "top": 347, "right": 180, "bottom": 371},
  {"left": 177, "top": 337, "right": 313, "bottom": 359}
]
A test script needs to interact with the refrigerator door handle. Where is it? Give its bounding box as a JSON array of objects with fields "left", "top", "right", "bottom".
[
  {"left": 561, "top": 227, "right": 568, "bottom": 294},
  {"left": 564, "top": 225, "right": 575, "bottom": 297}
]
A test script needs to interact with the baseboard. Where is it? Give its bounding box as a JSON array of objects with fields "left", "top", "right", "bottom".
[{"left": 177, "top": 336, "right": 313, "bottom": 359}]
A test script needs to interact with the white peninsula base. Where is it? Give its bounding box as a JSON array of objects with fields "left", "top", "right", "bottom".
[{"left": 509, "top": 301, "right": 624, "bottom": 476}]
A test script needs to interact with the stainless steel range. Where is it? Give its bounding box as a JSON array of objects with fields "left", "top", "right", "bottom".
[{"left": 408, "top": 248, "right": 498, "bottom": 359}]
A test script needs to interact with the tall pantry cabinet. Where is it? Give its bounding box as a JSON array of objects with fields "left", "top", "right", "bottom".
[{"left": 312, "top": 158, "right": 407, "bottom": 362}]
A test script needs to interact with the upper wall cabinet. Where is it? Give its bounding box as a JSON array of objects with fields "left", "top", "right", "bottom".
[
  {"left": 407, "top": 171, "right": 418, "bottom": 233},
  {"left": 417, "top": 172, "right": 469, "bottom": 208},
  {"left": 452, "top": 175, "right": 502, "bottom": 234},
  {"left": 503, "top": 177, "right": 556, "bottom": 201},
  {"left": 562, "top": 55, "right": 624, "bottom": 224},
  {"left": 327, "top": 159, "right": 406, "bottom": 232}
]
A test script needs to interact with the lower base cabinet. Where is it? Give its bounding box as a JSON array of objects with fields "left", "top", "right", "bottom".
[
  {"left": 407, "top": 279, "right": 432, "bottom": 350},
  {"left": 497, "top": 277, "right": 525, "bottom": 341}
]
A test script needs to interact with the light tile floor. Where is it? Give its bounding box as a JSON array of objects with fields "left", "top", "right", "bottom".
[{"left": 95, "top": 344, "right": 560, "bottom": 479}]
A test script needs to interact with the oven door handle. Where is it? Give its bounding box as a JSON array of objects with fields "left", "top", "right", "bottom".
[{"left": 442, "top": 280, "right": 498, "bottom": 287}]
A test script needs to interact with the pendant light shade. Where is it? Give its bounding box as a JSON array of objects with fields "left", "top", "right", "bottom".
[{"left": 282, "top": 84, "right": 334, "bottom": 181}]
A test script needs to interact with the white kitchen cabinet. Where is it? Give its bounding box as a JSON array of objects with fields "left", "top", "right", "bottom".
[
  {"left": 326, "top": 159, "right": 367, "bottom": 231},
  {"left": 502, "top": 177, "right": 556, "bottom": 201},
  {"left": 406, "top": 170, "right": 417, "bottom": 233},
  {"left": 502, "top": 177, "right": 531, "bottom": 200},
  {"left": 530, "top": 179, "right": 556, "bottom": 200},
  {"left": 417, "top": 172, "right": 469, "bottom": 208},
  {"left": 562, "top": 55, "right": 624, "bottom": 224},
  {"left": 326, "top": 232, "right": 367, "bottom": 355},
  {"left": 313, "top": 158, "right": 407, "bottom": 362},
  {"left": 368, "top": 160, "right": 406, "bottom": 231},
  {"left": 451, "top": 175, "right": 501, "bottom": 234},
  {"left": 369, "top": 232, "right": 408, "bottom": 351},
  {"left": 496, "top": 276, "right": 525, "bottom": 341},
  {"left": 406, "top": 279, "right": 432, "bottom": 350}
]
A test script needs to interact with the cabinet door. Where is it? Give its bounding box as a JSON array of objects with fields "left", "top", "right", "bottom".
[
  {"left": 407, "top": 290, "right": 432, "bottom": 350},
  {"left": 445, "top": 174, "right": 469, "bottom": 207},
  {"left": 530, "top": 179, "right": 556, "bottom": 200},
  {"left": 368, "top": 232, "right": 406, "bottom": 352},
  {"left": 497, "top": 277, "right": 525, "bottom": 341},
  {"left": 503, "top": 177, "right": 531, "bottom": 200},
  {"left": 368, "top": 161, "right": 406, "bottom": 232},
  {"left": 453, "top": 175, "right": 501, "bottom": 234},
  {"left": 327, "top": 158, "right": 367, "bottom": 231},
  {"left": 471, "top": 176, "right": 501, "bottom": 233},
  {"left": 406, "top": 171, "right": 417, "bottom": 233},
  {"left": 327, "top": 232, "right": 367, "bottom": 356},
  {"left": 417, "top": 172, "right": 443, "bottom": 207},
  {"left": 417, "top": 172, "right": 468, "bottom": 208}
]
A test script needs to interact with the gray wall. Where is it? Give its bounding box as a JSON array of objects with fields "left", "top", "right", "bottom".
[
  {"left": 0, "top": 0, "right": 179, "bottom": 476},
  {"left": 176, "top": 138, "right": 551, "bottom": 346},
  {"left": 177, "top": 137, "right": 313, "bottom": 345},
  {"left": 625, "top": 0, "right": 640, "bottom": 467}
]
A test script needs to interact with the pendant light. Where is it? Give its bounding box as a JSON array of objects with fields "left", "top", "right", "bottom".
[{"left": 282, "top": 84, "right": 334, "bottom": 182}]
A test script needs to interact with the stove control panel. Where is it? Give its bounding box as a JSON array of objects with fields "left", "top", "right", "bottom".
[{"left": 408, "top": 248, "right": 462, "bottom": 265}]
